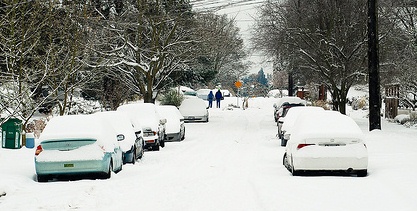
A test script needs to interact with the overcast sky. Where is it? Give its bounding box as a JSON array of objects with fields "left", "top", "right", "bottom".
[{"left": 191, "top": 0, "right": 273, "bottom": 75}]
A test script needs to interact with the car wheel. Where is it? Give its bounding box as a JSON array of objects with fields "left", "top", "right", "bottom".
[
  {"left": 282, "top": 153, "right": 287, "bottom": 166},
  {"left": 160, "top": 139, "right": 165, "bottom": 148},
  {"left": 152, "top": 145, "right": 160, "bottom": 151},
  {"left": 291, "top": 167, "right": 299, "bottom": 176},
  {"left": 357, "top": 170, "right": 367, "bottom": 177},
  {"left": 138, "top": 145, "right": 144, "bottom": 159},
  {"left": 116, "top": 160, "right": 123, "bottom": 173},
  {"left": 104, "top": 160, "right": 113, "bottom": 179},
  {"left": 131, "top": 148, "right": 136, "bottom": 164},
  {"left": 37, "top": 175, "right": 49, "bottom": 183},
  {"left": 281, "top": 138, "right": 287, "bottom": 147},
  {"left": 181, "top": 129, "right": 185, "bottom": 141},
  {"left": 290, "top": 157, "right": 299, "bottom": 176}
]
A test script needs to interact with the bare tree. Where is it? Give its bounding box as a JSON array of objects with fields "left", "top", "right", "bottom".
[
  {"left": 385, "top": 0, "right": 417, "bottom": 110},
  {"left": 190, "top": 13, "right": 249, "bottom": 90},
  {"left": 252, "top": 0, "right": 369, "bottom": 114},
  {"left": 88, "top": 0, "right": 195, "bottom": 103},
  {"left": 0, "top": 1, "right": 51, "bottom": 127}
]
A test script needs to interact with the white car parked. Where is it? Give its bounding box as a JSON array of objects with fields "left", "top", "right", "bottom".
[
  {"left": 157, "top": 105, "right": 185, "bottom": 142},
  {"left": 279, "top": 106, "right": 325, "bottom": 146},
  {"left": 117, "top": 103, "right": 166, "bottom": 151},
  {"left": 93, "top": 111, "right": 144, "bottom": 164},
  {"left": 283, "top": 110, "right": 368, "bottom": 177},
  {"left": 179, "top": 98, "right": 209, "bottom": 122}
]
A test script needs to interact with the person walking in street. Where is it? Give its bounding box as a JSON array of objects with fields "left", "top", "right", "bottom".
[
  {"left": 207, "top": 91, "right": 214, "bottom": 108},
  {"left": 215, "top": 89, "right": 223, "bottom": 108}
]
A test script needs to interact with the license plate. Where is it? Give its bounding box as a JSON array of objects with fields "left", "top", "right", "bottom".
[
  {"left": 323, "top": 144, "right": 340, "bottom": 146},
  {"left": 64, "top": 164, "right": 74, "bottom": 167}
]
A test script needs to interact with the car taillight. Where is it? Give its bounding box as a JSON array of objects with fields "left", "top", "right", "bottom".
[
  {"left": 153, "top": 131, "right": 157, "bottom": 135},
  {"left": 35, "top": 145, "right": 43, "bottom": 156},
  {"left": 297, "top": 144, "right": 314, "bottom": 150}
]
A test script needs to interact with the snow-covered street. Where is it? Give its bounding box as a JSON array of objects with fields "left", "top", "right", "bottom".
[{"left": 1, "top": 97, "right": 417, "bottom": 211}]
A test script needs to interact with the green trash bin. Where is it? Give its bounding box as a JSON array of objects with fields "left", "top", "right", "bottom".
[{"left": 1, "top": 118, "right": 22, "bottom": 149}]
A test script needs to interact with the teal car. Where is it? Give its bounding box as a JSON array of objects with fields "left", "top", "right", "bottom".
[{"left": 34, "top": 114, "right": 124, "bottom": 182}]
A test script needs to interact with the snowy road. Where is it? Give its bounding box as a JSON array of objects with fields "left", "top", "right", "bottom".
[{"left": 1, "top": 97, "right": 417, "bottom": 210}]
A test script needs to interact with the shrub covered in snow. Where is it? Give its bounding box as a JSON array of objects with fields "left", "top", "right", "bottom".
[
  {"left": 394, "top": 114, "right": 410, "bottom": 124},
  {"left": 311, "top": 100, "right": 330, "bottom": 110},
  {"left": 160, "top": 89, "right": 184, "bottom": 107},
  {"left": 351, "top": 97, "right": 368, "bottom": 110}
]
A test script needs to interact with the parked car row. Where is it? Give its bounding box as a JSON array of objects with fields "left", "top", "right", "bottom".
[
  {"left": 278, "top": 107, "right": 368, "bottom": 177},
  {"left": 34, "top": 102, "right": 191, "bottom": 182}
]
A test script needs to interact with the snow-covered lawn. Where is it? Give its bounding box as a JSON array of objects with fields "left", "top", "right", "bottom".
[{"left": 1, "top": 97, "right": 417, "bottom": 210}]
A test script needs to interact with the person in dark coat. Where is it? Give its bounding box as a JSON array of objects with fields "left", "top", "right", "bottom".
[
  {"left": 215, "top": 89, "right": 223, "bottom": 108},
  {"left": 207, "top": 91, "right": 214, "bottom": 108}
]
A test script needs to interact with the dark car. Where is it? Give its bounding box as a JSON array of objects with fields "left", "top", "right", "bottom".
[{"left": 276, "top": 103, "right": 305, "bottom": 140}]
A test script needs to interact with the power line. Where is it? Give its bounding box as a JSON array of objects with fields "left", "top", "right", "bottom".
[{"left": 190, "top": 0, "right": 265, "bottom": 13}]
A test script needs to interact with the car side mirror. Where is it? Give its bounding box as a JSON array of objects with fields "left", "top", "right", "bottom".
[{"left": 117, "top": 134, "right": 125, "bottom": 141}]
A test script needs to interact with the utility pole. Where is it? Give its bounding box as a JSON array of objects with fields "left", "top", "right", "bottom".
[
  {"left": 288, "top": 72, "right": 294, "bottom": 97},
  {"left": 368, "top": 0, "right": 381, "bottom": 130}
]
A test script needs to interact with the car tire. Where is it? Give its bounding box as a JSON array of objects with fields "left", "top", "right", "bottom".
[
  {"left": 281, "top": 138, "right": 287, "bottom": 147},
  {"left": 291, "top": 167, "right": 300, "bottom": 176},
  {"left": 138, "top": 145, "right": 144, "bottom": 159},
  {"left": 181, "top": 129, "right": 185, "bottom": 141},
  {"left": 152, "top": 145, "right": 160, "bottom": 151},
  {"left": 282, "top": 153, "right": 287, "bottom": 166},
  {"left": 37, "top": 175, "right": 49, "bottom": 183},
  {"left": 357, "top": 170, "right": 367, "bottom": 177},
  {"left": 160, "top": 139, "right": 165, "bottom": 148},
  {"left": 290, "top": 157, "right": 299, "bottom": 176},
  {"left": 104, "top": 160, "right": 113, "bottom": 179},
  {"left": 116, "top": 160, "right": 122, "bottom": 173},
  {"left": 131, "top": 148, "right": 136, "bottom": 164}
]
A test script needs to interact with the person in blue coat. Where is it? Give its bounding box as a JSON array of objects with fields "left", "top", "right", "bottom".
[
  {"left": 207, "top": 91, "right": 214, "bottom": 108},
  {"left": 215, "top": 89, "right": 223, "bottom": 108}
]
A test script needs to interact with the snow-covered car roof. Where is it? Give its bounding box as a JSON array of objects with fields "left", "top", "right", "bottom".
[
  {"left": 179, "top": 98, "right": 208, "bottom": 116},
  {"left": 117, "top": 103, "right": 160, "bottom": 130},
  {"left": 39, "top": 114, "right": 118, "bottom": 152},
  {"left": 157, "top": 105, "right": 184, "bottom": 120},
  {"left": 281, "top": 106, "right": 325, "bottom": 132},
  {"left": 291, "top": 110, "right": 364, "bottom": 141},
  {"left": 92, "top": 111, "right": 137, "bottom": 152}
]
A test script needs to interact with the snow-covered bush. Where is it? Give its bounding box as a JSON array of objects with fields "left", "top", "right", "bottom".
[
  {"left": 351, "top": 97, "right": 368, "bottom": 110},
  {"left": 311, "top": 100, "right": 330, "bottom": 110},
  {"left": 394, "top": 114, "right": 410, "bottom": 124},
  {"left": 160, "top": 90, "right": 184, "bottom": 107},
  {"left": 26, "top": 118, "right": 48, "bottom": 138}
]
